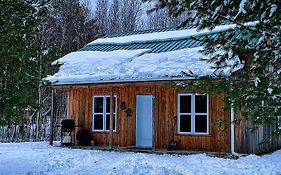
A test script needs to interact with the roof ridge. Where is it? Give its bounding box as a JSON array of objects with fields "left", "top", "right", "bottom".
[
  {"left": 101, "top": 25, "right": 195, "bottom": 39},
  {"left": 100, "top": 21, "right": 234, "bottom": 39},
  {"left": 88, "top": 24, "right": 236, "bottom": 46},
  {"left": 92, "top": 28, "right": 231, "bottom": 46}
]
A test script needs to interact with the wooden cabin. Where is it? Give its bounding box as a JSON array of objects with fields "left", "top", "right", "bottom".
[
  {"left": 52, "top": 82, "right": 230, "bottom": 152},
  {"left": 48, "top": 26, "right": 281, "bottom": 154}
]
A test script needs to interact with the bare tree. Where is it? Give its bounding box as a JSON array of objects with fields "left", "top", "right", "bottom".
[
  {"left": 146, "top": 6, "right": 187, "bottom": 30},
  {"left": 94, "top": 0, "right": 143, "bottom": 35},
  {"left": 119, "top": 0, "right": 142, "bottom": 32},
  {"left": 44, "top": 0, "right": 100, "bottom": 55},
  {"left": 95, "top": 0, "right": 109, "bottom": 35},
  {"left": 107, "top": 0, "right": 121, "bottom": 34},
  {"left": 94, "top": 0, "right": 189, "bottom": 36}
]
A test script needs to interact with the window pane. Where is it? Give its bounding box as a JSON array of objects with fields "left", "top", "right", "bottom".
[
  {"left": 106, "top": 97, "right": 116, "bottom": 113},
  {"left": 195, "top": 115, "right": 207, "bottom": 133},
  {"left": 94, "top": 114, "right": 103, "bottom": 130},
  {"left": 180, "top": 115, "right": 191, "bottom": 132},
  {"left": 106, "top": 114, "right": 116, "bottom": 130},
  {"left": 195, "top": 95, "right": 207, "bottom": 113},
  {"left": 94, "top": 97, "right": 103, "bottom": 113},
  {"left": 180, "top": 96, "right": 191, "bottom": 113}
]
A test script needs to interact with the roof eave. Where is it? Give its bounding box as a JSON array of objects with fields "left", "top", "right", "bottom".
[{"left": 50, "top": 76, "right": 226, "bottom": 87}]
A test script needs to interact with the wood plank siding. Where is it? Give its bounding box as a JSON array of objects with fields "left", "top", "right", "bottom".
[{"left": 53, "top": 81, "right": 231, "bottom": 152}]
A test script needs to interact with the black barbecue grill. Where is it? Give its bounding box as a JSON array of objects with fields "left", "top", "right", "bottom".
[
  {"left": 61, "top": 119, "right": 76, "bottom": 145},
  {"left": 60, "top": 119, "right": 92, "bottom": 146}
]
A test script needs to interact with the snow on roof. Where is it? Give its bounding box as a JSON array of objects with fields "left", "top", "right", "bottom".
[
  {"left": 51, "top": 49, "right": 149, "bottom": 65},
  {"left": 46, "top": 47, "right": 243, "bottom": 85},
  {"left": 87, "top": 24, "right": 235, "bottom": 45}
]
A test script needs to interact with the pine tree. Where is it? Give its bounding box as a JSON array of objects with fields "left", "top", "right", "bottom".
[
  {"left": 145, "top": 0, "right": 281, "bottom": 134},
  {"left": 0, "top": 0, "right": 48, "bottom": 125}
]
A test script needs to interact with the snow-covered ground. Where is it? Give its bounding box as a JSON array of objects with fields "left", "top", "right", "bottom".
[{"left": 0, "top": 142, "right": 280, "bottom": 175}]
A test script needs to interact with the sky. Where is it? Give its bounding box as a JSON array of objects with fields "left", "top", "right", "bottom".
[{"left": 89, "top": 0, "right": 97, "bottom": 11}]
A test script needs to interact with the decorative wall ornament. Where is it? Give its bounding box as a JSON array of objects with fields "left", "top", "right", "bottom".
[
  {"left": 125, "top": 108, "right": 133, "bottom": 117},
  {"left": 121, "top": 102, "right": 126, "bottom": 110}
]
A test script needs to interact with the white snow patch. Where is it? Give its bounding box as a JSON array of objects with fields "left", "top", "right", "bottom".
[
  {"left": 234, "top": 0, "right": 248, "bottom": 19},
  {"left": 0, "top": 142, "right": 281, "bottom": 175},
  {"left": 52, "top": 49, "right": 149, "bottom": 65},
  {"left": 270, "top": 4, "right": 277, "bottom": 17},
  {"left": 46, "top": 47, "right": 243, "bottom": 85},
  {"left": 47, "top": 49, "right": 149, "bottom": 84},
  {"left": 238, "top": 0, "right": 248, "bottom": 14},
  {"left": 87, "top": 22, "right": 258, "bottom": 45},
  {"left": 42, "top": 49, "right": 49, "bottom": 56},
  {"left": 88, "top": 24, "right": 236, "bottom": 45},
  {"left": 267, "top": 87, "right": 273, "bottom": 94},
  {"left": 254, "top": 77, "right": 261, "bottom": 87}
]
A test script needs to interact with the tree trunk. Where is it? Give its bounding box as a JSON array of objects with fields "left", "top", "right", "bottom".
[{"left": 49, "top": 90, "right": 55, "bottom": 145}]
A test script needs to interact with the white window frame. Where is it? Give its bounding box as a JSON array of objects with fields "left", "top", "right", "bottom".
[
  {"left": 177, "top": 93, "right": 209, "bottom": 135},
  {"left": 92, "top": 95, "right": 117, "bottom": 132}
]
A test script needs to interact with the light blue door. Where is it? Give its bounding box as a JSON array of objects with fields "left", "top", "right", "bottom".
[{"left": 136, "top": 95, "right": 153, "bottom": 148}]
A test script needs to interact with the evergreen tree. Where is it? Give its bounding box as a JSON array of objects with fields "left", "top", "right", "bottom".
[
  {"left": 0, "top": 0, "right": 48, "bottom": 125},
  {"left": 146, "top": 0, "right": 281, "bottom": 134}
]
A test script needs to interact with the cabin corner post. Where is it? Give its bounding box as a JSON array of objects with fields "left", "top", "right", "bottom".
[
  {"left": 49, "top": 89, "right": 55, "bottom": 145},
  {"left": 66, "top": 89, "right": 70, "bottom": 119},
  {"left": 108, "top": 88, "right": 114, "bottom": 149},
  {"left": 152, "top": 86, "right": 156, "bottom": 151}
]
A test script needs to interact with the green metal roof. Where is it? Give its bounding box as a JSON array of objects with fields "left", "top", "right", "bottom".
[{"left": 80, "top": 27, "right": 234, "bottom": 53}]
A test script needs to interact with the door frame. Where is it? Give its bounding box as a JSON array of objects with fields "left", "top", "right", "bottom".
[{"left": 136, "top": 94, "right": 154, "bottom": 148}]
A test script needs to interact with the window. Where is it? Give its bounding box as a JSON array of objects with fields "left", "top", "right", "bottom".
[
  {"left": 178, "top": 94, "right": 208, "bottom": 134},
  {"left": 92, "top": 96, "right": 117, "bottom": 131}
]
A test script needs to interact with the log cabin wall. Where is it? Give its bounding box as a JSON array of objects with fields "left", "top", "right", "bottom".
[{"left": 54, "top": 81, "right": 231, "bottom": 153}]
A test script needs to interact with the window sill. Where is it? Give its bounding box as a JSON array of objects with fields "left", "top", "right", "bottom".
[
  {"left": 176, "top": 133, "right": 212, "bottom": 137},
  {"left": 92, "top": 130, "right": 118, "bottom": 134}
]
